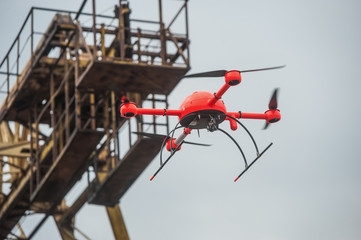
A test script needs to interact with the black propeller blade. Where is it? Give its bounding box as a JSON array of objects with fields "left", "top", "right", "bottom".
[
  {"left": 183, "top": 141, "right": 211, "bottom": 147},
  {"left": 239, "top": 65, "right": 286, "bottom": 73},
  {"left": 263, "top": 122, "right": 270, "bottom": 130},
  {"left": 132, "top": 132, "right": 211, "bottom": 147},
  {"left": 133, "top": 131, "right": 167, "bottom": 140},
  {"left": 268, "top": 88, "right": 279, "bottom": 110},
  {"left": 183, "top": 70, "right": 227, "bottom": 78},
  {"left": 264, "top": 88, "right": 280, "bottom": 130},
  {"left": 183, "top": 65, "right": 285, "bottom": 78}
]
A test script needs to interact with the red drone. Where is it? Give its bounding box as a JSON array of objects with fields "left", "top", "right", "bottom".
[{"left": 120, "top": 65, "right": 285, "bottom": 182}]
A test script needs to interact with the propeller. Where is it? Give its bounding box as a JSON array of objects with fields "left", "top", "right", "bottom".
[
  {"left": 183, "top": 65, "right": 285, "bottom": 78},
  {"left": 264, "top": 88, "right": 279, "bottom": 130},
  {"left": 268, "top": 88, "right": 278, "bottom": 110},
  {"left": 132, "top": 132, "right": 211, "bottom": 147},
  {"left": 121, "top": 96, "right": 130, "bottom": 104}
]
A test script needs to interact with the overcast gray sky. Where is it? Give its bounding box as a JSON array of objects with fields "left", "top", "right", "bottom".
[{"left": 1, "top": 0, "right": 361, "bottom": 239}]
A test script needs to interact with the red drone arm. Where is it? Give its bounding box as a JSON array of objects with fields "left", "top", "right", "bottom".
[
  {"left": 241, "top": 111, "right": 281, "bottom": 122},
  {"left": 166, "top": 128, "right": 192, "bottom": 151},
  {"left": 120, "top": 102, "right": 181, "bottom": 118},
  {"left": 226, "top": 110, "right": 281, "bottom": 130},
  {"left": 209, "top": 71, "right": 242, "bottom": 105},
  {"left": 227, "top": 111, "right": 281, "bottom": 121}
]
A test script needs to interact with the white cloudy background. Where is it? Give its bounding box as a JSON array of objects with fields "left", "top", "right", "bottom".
[{"left": 1, "top": 0, "right": 361, "bottom": 239}]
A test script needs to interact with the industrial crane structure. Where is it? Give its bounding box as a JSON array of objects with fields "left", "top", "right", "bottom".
[{"left": 0, "top": 0, "right": 190, "bottom": 238}]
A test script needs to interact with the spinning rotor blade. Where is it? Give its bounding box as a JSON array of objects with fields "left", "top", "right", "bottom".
[
  {"left": 132, "top": 132, "right": 211, "bottom": 146},
  {"left": 183, "top": 70, "right": 227, "bottom": 78},
  {"left": 133, "top": 131, "right": 167, "bottom": 140},
  {"left": 183, "top": 65, "right": 285, "bottom": 78},
  {"left": 183, "top": 141, "right": 211, "bottom": 147},
  {"left": 268, "top": 88, "right": 279, "bottom": 110},
  {"left": 263, "top": 88, "right": 280, "bottom": 130},
  {"left": 239, "top": 65, "right": 285, "bottom": 73}
]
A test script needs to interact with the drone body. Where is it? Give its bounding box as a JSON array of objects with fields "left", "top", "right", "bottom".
[{"left": 120, "top": 66, "right": 285, "bottom": 181}]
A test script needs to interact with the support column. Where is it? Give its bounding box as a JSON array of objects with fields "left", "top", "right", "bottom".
[
  {"left": 158, "top": 0, "right": 167, "bottom": 64},
  {"left": 96, "top": 147, "right": 130, "bottom": 240},
  {"left": 118, "top": 0, "right": 125, "bottom": 60},
  {"left": 54, "top": 200, "right": 76, "bottom": 240},
  {"left": 64, "top": 55, "right": 70, "bottom": 141},
  {"left": 92, "top": 0, "right": 97, "bottom": 59},
  {"left": 106, "top": 205, "right": 130, "bottom": 240},
  {"left": 90, "top": 92, "right": 96, "bottom": 130},
  {"left": 50, "top": 72, "right": 57, "bottom": 161},
  {"left": 111, "top": 91, "right": 117, "bottom": 168},
  {"left": 75, "top": 27, "right": 82, "bottom": 129}
]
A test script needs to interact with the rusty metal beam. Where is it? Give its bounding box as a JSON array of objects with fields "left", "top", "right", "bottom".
[
  {"left": 75, "top": 0, "right": 88, "bottom": 20},
  {"left": 53, "top": 200, "right": 76, "bottom": 240},
  {"left": 92, "top": 0, "right": 97, "bottom": 59},
  {"left": 59, "top": 188, "right": 88, "bottom": 224},
  {"left": 106, "top": 205, "right": 129, "bottom": 240},
  {"left": 118, "top": 0, "right": 125, "bottom": 60},
  {"left": 0, "top": 141, "right": 30, "bottom": 158}
]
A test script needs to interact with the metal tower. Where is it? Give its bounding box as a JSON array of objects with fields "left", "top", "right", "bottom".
[{"left": 0, "top": 0, "right": 190, "bottom": 238}]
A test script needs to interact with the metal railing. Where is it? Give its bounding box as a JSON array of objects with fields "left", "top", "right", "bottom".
[{"left": 0, "top": 1, "right": 189, "bottom": 107}]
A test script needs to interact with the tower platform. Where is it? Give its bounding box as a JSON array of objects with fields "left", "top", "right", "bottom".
[
  {"left": 77, "top": 60, "right": 189, "bottom": 96},
  {"left": 88, "top": 137, "right": 162, "bottom": 206},
  {"left": 31, "top": 129, "right": 104, "bottom": 202}
]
